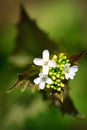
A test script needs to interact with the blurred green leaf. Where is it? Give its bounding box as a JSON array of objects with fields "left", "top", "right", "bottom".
[
  {"left": 6, "top": 64, "right": 40, "bottom": 93},
  {"left": 14, "top": 5, "right": 58, "bottom": 57},
  {"left": 0, "top": 26, "right": 17, "bottom": 55}
]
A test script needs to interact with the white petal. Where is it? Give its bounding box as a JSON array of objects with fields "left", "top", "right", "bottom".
[
  {"left": 39, "top": 73, "right": 44, "bottom": 77},
  {"left": 70, "top": 75, "right": 75, "bottom": 79},
  {"left": 65, "top": 73, "right": 70, "bottom": 79},
  {"left": 42, "top": 65, "right": 49, "bottom": 75},
  {"left": 33, "top": 58, "right": 44, "bottom": 66},
  {"left": 33, "top": 77, "right": 41, "bottom": 84},
  {"left": 69, "top": 71, "right": 76, "bottom": 79},
  {"left": 48, "top": 60, "right": 57, "bottom": 67},
  {"left": 39, "top": 81, "right": 45, "bottom": 89},
  {"left": 70, "top": 66, "right": 78, "bottom": 73},
  {"left": 46, "top": 78, "right": 52, "bottom": 84},
  {"left": 43, "top": 50, "right": 49, "bottom": 61},
  {"left": 64, "top": 64, "right": 70, "bottom": 71}
]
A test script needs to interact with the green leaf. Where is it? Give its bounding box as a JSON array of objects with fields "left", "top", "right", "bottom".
[
  {"left": 6, "top": 65, "right": 40, "bottom": 93},
  {"left": 69, "top": 50, "right": 87, "bottom": 63},
  {"left": 14, "top": 5, "right": 58, "bottom": 57},
  {"left": 59, "top": 96, "right": 85, "bottom": 119},
  {"left": 49, "top": 94, "right": 85, "bottom": 119}
]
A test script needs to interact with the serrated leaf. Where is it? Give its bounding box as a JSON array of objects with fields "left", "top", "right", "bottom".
[
  {"left": 51, "top": 94, "right": 85, "bottom": 119},
  {"left": 14, "top": 5, "right": 58, "bottom": 57},
  {"left": 69, "top": 50, "right": 87, "bottom": 63},
  {"left": 60, "top": 96, "right": 85, "bottom": 119},
  {"left": 40, "top": 80, "right": 85, "bottom": 119},
  {"left": 6, "top": 65, "right": 40, "bottom": 93}
]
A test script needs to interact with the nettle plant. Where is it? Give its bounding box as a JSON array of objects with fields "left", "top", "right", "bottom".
[{"left": 7, "top": 50, "right": 86, "bottom": 119}]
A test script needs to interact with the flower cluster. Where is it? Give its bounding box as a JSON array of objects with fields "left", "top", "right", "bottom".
[{"left": 33, "top": 50, "right": 78, "bottom": 92}]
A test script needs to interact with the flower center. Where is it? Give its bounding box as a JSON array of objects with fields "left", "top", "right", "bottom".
[
  {"left": 44, "top": 61, "right": 48, "bottom": 65},
  {"left": 64, "top": 68, "right": 70, "bottom": 73},
  {"left": 42, "top": 76, "right": 47, "bottom": 81}
]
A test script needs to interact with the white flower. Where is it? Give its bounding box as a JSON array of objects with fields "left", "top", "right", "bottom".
[
  {"left": 64, "top": 63, "right": 78, "bottom": 80},
  {"left": 33, "top": 73, "right": 52, "bottom": 89},
  {"left": 33, "top": 50, "right": 57, "bottom": 75}
]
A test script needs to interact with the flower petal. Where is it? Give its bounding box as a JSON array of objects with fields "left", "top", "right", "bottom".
[
  {"left": 64, "top": 63, "right": 70, "bottom": 71},
  {"left": 33, "top": 77, "right": 41, "bottom": 84},
  {"left": 70, "top": 74, "right": 75, "bottom": 79},
  {"left": 39, "top": 81, "right": 45, "bottom": 89},
  {"left": 46, "top": 78, "right": 52, "bottom": 84},
  {"left": 65, "top": 73, "right": 70, "bottom": 79},
  {"left": 39, "top": 73, "right": 44, "bottom": 77},
  {"left": 33, "top": 58, "right": 44, "bottom": 66},
  {"left": 70, "top": 69, "right": 77, "bottom": 78},
  {"left": 48, "top": 60, "right": 57, "bottom": 67},
  {"left": 43, "top": 50, "right": 49, "bottom": 61},
  {"left": 42, "top": 65, "right": 49, "bottom": 75},
  {"left": 70, "top": 66, "right": 78, "bottom": 73}
]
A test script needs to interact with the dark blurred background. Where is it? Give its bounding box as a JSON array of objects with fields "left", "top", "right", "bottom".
[{"left": 0, "top": 0, "right": 87, "bottom": 130}]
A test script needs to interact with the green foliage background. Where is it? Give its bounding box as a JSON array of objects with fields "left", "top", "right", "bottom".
[{"left": 0, "top": 0, "right": 87, "bottom": 130}]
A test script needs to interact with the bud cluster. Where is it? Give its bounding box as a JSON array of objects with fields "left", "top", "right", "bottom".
[{"left": 46, "top": 53, "right": 70, "bottom": 92}]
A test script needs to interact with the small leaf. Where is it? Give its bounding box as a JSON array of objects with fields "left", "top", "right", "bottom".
[
  {"left": 60, "top": 96, "right": 86, "bottom": 119},
  {"left": 40, "top": 83, "right": 85, "bottom": 119},
  {"left": 6, "top": 80, "right": 20, "bottom": 93},
  {"left": 20, "top": 80, "right": 29, "bottom": 92},
  {"left": 51, "top": 95, "right": 85, "bottom": 119},
  {"left": 69, "top": 50, "right": 87, "bottom": 63},
  {"left": 6, "top": 65, "right": 40, "bottom": 93}
]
